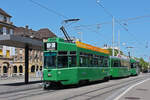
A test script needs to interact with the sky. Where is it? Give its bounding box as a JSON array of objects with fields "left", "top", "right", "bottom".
[{"left": 1, "top": 0, "right": 150, "bottom": 61}]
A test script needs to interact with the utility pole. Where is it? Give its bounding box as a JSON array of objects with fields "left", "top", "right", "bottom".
[
  {"left": 96, "top": 0, "right": 115, "bottom": 56},
  {"left": 112, "top": 17, "right": 115, "bottom": 56},
  {"left": 78, "top": 32, "right": 82, "bottom": 41},
  {"left": 118, "top": 30, "right": 120, "bottom": 55}
]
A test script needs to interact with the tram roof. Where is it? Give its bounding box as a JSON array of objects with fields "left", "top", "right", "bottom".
[{"left": 76, "top": 41, "right": 109, "bottom": 54}]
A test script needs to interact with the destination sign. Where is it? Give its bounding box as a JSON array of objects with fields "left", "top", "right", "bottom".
[{"left": 46, "top": 42, "right": 56, "bottom": 50}]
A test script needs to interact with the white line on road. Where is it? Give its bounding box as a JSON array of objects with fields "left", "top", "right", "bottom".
[{"left": 114, "top": 78, "right": 150, "bottom": 100}]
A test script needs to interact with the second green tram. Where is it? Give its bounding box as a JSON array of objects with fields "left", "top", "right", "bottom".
[
  {"left": 43, "top": 37, "right": 110, "bottom": 88},
  {"left": 110, "top": 56, "right": 131, "bottom": 78},
  {"left": 130, "top": 58, "right": 140, "bottom": 76}
]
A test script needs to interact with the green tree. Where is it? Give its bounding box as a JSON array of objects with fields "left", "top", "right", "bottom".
[
  {"left": 139, "top": 57, "right": 149, "bottom": 72},
  {"left": 107, "top": 48, "right": 124, "bottom": 56}
]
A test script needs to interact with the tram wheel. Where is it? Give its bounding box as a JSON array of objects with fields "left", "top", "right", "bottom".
[{"left": 42, "top": 82, "right": 49, "bottom": 90}]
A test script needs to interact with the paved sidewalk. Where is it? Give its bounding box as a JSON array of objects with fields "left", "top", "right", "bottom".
[
  {"left": 118, "top": 78, "right": 150, "bottom": 100},
  {"left": 0, "top": 76, "right": 42, "bottom": 84},
  {"left": 0, "top": 77, "right": 42, "bottom": 94}
]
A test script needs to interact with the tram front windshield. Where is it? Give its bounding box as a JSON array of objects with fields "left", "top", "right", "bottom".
[{"left": 44, "top": 52, "right": 56, "bottom": 68}]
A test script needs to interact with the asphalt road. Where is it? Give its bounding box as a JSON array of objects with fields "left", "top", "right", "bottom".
[{"left": 0, "top": 73, "right": 149, "bottom": 100}]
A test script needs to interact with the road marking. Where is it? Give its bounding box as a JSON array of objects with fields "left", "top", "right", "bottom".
[{"left": 114, "top": 78, "right": 150, "bottom": 100}]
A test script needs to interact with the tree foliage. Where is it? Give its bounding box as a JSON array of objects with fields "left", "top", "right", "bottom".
[
  {"left": 107, "top": 48, "right": 124, "bottom": 56},
  {"left": 139, "top": 57, "right": 149, "bottom": 71}
]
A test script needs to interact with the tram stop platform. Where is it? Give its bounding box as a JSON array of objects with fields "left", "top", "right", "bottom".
[{"left": 118, "top": 78, "right": 150, "bottom": 100}]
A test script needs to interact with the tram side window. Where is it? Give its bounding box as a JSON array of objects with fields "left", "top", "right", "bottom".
[
  {"left": 131, "top": 63, "right": 137, "bottom": 68},
  {"left": 69, "top": 51, "right": 76, "bottom": 67},
  {"left": 99, "top": 56, "right": 104, "bottom": 67},
  {"left": 58, "top": 51, "right": 68, "bottom": 68},
  {"left": 80, "top": 56, "right": 87, "bottom": 67},
  {"left": 69, "top": 56, "right": 76, "bottom": 67},
  {"left": 87, "top": 54, "right": 91, "bottom": 67},
  {"left": 113, "top": 60, "right": 119, "bottom": 67},
  {"left": 88, "top": 54, "right": 93, "bottom": 67},
  {"left": 131, "top": 63, "right": 134, "bottom": 68},
  {"left": 126, "top": 61, "right": 130, "bottom": 68},
  {"left": 121, "top": 60, "right": 130, "bottom": 68},
  {"left": 80, "top": 52, "right": 88, "bottom": 67},
  {"left": 103, "top": 57, "right": 109, "bottom": 67},
  {"left": 93, "top": 55, "right": 98, "bottom": 67},
  {"left": 123, "top": 60, "right": 126, "bottom": 67},
  {"left": 118, "top": 60, "right": 121, "bottom": 67},
  {"left": 121, "top": 59, "right": 125, "bottom": 67}
]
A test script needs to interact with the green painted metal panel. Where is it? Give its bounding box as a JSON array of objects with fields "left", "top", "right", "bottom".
[
  {"left": 57, "top": 42, "right": 77, "bottom": 51},
  {"left": 43, "top": 67, "right": 110, "bottom": 85},
  {"left": 130, "top": 68, "right": 137, "bottom": 75},
  {"left": 110, "top": 67, "right": 130, "bottom": 77}
]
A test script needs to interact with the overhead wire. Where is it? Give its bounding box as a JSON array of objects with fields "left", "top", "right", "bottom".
[
  {"left": 28, "top": 0, "right": 146, "bottom": 49},
  {"left": 29, "top": 0, "right": 69, "bottom": 19},
  {"left": 28, "top": 0, "right": 117, "bottom": 43},
  {"left": 72, "top": 14, "right": 150, "bottom": 29},
  {"left": 96, "top": 1, "right": 146, "bottom": 46}
]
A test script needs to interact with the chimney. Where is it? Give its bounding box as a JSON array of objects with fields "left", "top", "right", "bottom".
[{"left": 24, "top": 25, "right": 29, "bottom": 35}]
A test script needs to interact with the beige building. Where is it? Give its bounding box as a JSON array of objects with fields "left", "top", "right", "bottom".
[
  {"left": 0, "top": 8, "right": 56, "bottom": 77},
  {"left": 0, "top": 8, "right": 16, "bottom": 77}
]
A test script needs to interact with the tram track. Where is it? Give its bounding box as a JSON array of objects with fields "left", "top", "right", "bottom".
[
  {"left": 9, "top": 89, "right": 56, "bottom": 100},
  {"left": 0, "top": 87, "right": 57, "bottom": 100},
  {"left": 0, "top": 85, "right": 41, "bottom": 95},
  {"left": 0, "top": 74, "right": 149, "bottom": 100},
  {"left": 64, "top": 74, "right": 150, "bottom": 100}
]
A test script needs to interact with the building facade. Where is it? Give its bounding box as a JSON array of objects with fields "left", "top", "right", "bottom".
[
  {"left": 0, "top": 8, "right": 57, "bottom": 77},
  {"left": 0, "top": 8, "right": 16, "bottom": 77}
]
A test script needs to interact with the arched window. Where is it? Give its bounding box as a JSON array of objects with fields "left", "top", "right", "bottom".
[
  {"left": 40, "top": 66, "right": 42, "bottom": 71},
  {"left": 31, "top": 65, "right": 35, "bottom": 72},
  {"left": 19, "top": 65, "right": 23, "bottom": 73},
  {"left": 36, "top": 65, "right": 39, "bottom": 71},
  {"left": 13, "top": 66, "right": 17, "bottom": 73},
  {"left": 3, "top": 66, "right": 8, "bottom": 73}
]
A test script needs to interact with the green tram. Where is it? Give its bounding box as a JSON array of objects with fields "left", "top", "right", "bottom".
[
  {"left": 130, "top": 58, "right": 139, "bottom": 76},
  {"left": 110, "top": 56, "right": 131, "bottom": 78},
  {"left": 43, "top": 37, "right": 110, "bottom": 88}
]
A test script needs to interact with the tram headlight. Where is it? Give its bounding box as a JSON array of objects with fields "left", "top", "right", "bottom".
[{"left": 48, "top": 73, "right": 51, "bottom": 77}]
